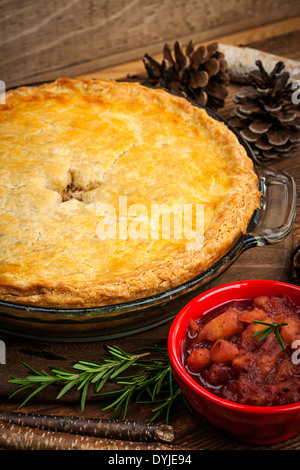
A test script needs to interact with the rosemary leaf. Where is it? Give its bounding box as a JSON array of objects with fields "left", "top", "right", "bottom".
[
  {"left": 253, "top": 327, "right": 274, "bottom": 342},
  {"left": 56, "top": 380, "right": 77, "bottom": 399},
  {"left": 17, "top": 383, "right": 51, "bottom": 409},
  {"left": 80, "top": 382, "right": 90, "bottom": 410},
  {"left": 275, "top": 327, "right": 286, "bottom": 350},
  {"left": 251, "top": 326, "right": 273, "bottom": 338},
  {"left": 252, "top": 320, "right": 274, "bottom": 327}
]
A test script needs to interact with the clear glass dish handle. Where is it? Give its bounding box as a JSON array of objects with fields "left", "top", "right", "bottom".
[{"left": 244, "top": 166, "right": 297, "bottom": 248}]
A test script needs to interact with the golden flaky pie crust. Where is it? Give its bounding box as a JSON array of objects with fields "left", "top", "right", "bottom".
[{"left": 0, "top": 78, "right": 261, "bottom": 308}]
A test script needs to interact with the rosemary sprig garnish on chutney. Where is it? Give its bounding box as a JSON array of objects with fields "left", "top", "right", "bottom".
[
  {"left": 252, "top": 320, "right": 288, "bottom": 349},
  {"left": 8, "top": 345, "right": 187, "bottom": 424}
]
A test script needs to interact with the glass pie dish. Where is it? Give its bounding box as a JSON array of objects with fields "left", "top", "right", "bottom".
[{"left": 0, "top": 98, "right": 297, "bottom": 341}]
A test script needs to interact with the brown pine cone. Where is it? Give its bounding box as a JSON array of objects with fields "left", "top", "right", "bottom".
[
  {"left": 141, "top": 40, "right": 230, "bottom": 110},
  {"left": 230, "top": 60, "right": 300, "bottom": 163},
  {"left": 289, "top": 242, "right": 300, "bottom": 286}
]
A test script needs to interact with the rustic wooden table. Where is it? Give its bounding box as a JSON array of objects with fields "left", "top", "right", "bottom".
[{"left": 0, "top": 28, "right": 299, "bottom": 451}]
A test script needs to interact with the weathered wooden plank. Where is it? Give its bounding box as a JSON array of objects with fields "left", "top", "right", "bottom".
[
  {"left": 82, "top": 19, "right": 300, "bottom": 81},
  {"left": 0, "top": 27, "right": 300, "bottom": 451},
  {"left": 1, "top": 0, "right": 300, "bottom": 87}
]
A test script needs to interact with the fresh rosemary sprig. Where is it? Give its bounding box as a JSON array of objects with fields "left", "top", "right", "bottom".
[
  {"left": 252, "top": 320, "right": 288, "bottom": 350},
  {"left": 97, "top": 345, "right": 189, "bottom": 423},
  {"left": 9, "top": 345, "right": 188, "bottom": 424},
  {"left": 9, "top": 345, "right": 148, "bottom": 411}
]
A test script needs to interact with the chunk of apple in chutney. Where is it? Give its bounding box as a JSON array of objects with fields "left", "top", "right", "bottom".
[
  {"left": 210, "top": 339, "right": 239, "bottom": 363},
  {"left": 197, "top": 307, "right": 244, "bottom": 342},
  {"left": 187, "top": 348, "right": 211, "bottom": 373}
]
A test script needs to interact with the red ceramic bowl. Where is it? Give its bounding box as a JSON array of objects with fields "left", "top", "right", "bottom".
[{"left": 168, "top": 279, "right": 300, "bottom": 445}]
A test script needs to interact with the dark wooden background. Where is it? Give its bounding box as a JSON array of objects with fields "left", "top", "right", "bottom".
[
  {"left": 0, "top": 7, "right": 300, "bottom": 451},
  {"left": 1, "top": 0, "right": 300, "bottom": 88}
]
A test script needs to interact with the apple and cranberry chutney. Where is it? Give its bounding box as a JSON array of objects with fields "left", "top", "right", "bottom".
[{"left": 184, "top": 295, "right": 300, "bottom": 406}]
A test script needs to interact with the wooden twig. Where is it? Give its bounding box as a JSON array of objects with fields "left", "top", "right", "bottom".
[
  {"left": 0, "top": 410, "right": 174, "bottom": 443},
  {"left": 0, "top": 421, "right": 176, "bottom": 451}
]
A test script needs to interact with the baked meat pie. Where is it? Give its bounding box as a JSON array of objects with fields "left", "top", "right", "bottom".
[{"left": 0, "top": 78, "right": 261, "bottom": 307}]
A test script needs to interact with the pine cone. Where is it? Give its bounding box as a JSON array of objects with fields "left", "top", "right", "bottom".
[
  {"left": 141, "top": 40, "right": 230, "bottom": 110},
  {"left": 288, "top": 242, "right": 300, "bottom": 286},
  {"left": 230, "top": 60, "right": 300, "bottom": 162}
]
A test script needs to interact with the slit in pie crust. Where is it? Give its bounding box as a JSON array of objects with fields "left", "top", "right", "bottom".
[{"left": 0, "top": 78, "right": 261, "bottom": 307}]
